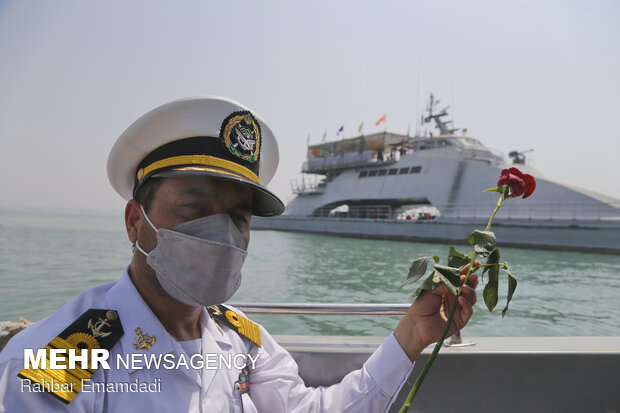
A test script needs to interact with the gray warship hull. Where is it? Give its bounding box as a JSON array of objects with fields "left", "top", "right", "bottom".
[{"left": 252, "top": 215, "right": 620, "bottom": 254}]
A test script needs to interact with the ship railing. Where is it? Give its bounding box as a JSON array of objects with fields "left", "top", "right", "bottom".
[
  {"left": 290, "top": 177, "right": 326, "bottom": 195},
  {"left": 439, "top": 201, "right": 620, "bottom": 221},
  {"left": 309, "top": 204, "right": 393, "bottom": 219},
  {"left": 228, "top": 303, "right": 409, "bottom": 316},
  {"left": 285, "top": 201, "right": 620, "bottom": 222},
  {"left": 302, "top": 157, "right": 397, "bottom": 174},
  {"left": 227, "top": 303, "right": 467, "bottom": 346}
]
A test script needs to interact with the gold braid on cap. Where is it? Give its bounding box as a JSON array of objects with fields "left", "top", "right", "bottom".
[{"left": 136, "top": 155, "right": 260, "bottom": 184}]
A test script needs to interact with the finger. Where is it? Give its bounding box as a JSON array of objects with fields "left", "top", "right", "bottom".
[
  {"left": 467, "top": 273, "right": 479, "bottom": 289},
  {"left": 459, "top": 261, "right": 482, "bottom": 276},
  {"left": 461, "top": 284, "right": 477, "bottom": 305},
  {"left": 457, "top": 295, "right": 474, "bottom": 323},
  {"left": 427, "top": 281, "right": 450, "bottom": 297},
  {"left": 459, "top": 272, "right": 479, "bottom": 288}
]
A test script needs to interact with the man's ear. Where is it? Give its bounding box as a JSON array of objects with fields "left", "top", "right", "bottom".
[{"left": 125, "top": 200, "right": 142, "bottom": 243}]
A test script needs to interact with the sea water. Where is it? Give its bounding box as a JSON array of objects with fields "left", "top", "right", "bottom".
[{"left": 1, "top": 210, "right": 619, "bottom": 337}]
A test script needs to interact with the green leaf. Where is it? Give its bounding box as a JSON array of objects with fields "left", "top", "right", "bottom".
[
  {"left": 400, "top": 256, "right": 440, "bottom": 288},
  {"left": 433, "top": 264, "right": 461, "bottom": 286},
  {"left": 483, "top": 282, "right": 498, "bottom": 312},
  {"left": 467, "top": 230, "right": 497, "bottom": 257},
  {"left": 482, "top": 248, "right": 500, "bottom": 283},
  {"left": 483, "top": 186, "right": 503, "bottom": 193},
  {"left": 433, "top": 264, "right": 461, "bottom": 296},
  {"left": 410, "top": 272, "right": 443, "bottom": 300},
  {"left": 448, "top": 247, "right": 470, "bottom": 268},
  {"left": 483, "top": 259, "right": 499, "bottom": 311},
  {"left": 501, "top": 264, "right": 518, "bottom": 317}
]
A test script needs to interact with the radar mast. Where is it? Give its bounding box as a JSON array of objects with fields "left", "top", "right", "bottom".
[{"left": 424, "top": 93, "right": 461, "bottom": 136}]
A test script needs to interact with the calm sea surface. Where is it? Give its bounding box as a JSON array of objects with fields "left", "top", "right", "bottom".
[{"left": 1, "top": 210, "right": 619, "bottom": 337}]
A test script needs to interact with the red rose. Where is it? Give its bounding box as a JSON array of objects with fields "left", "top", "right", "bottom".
[{"left": 497, "top": 167, "right": 536, "bottom": 198}]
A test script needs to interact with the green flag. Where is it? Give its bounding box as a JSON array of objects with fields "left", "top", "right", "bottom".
[{"left": 358, "top": 121, "right": 364, "bottom": 133}]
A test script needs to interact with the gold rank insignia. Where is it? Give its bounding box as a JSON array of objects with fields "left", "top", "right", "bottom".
[
  {"left": 207, "top": 305, "right": 261, "bottom": 347},
  {"left": 18, "top": 309, "right": 123, "bottom": 404}
]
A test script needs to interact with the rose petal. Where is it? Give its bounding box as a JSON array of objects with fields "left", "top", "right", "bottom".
[
  {"left": 498, "top": 167, "right": 531, "bottom": 198},
  {"left": 522, "top": 174, "right": 536, "bottom": 198},
  {"left": 507, "top": 167, "right": 524, "bottom": 178}
]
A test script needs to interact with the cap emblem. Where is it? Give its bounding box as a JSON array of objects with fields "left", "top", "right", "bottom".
[{"left": 221, "top": 111, "right": 261, "bottom": 163}]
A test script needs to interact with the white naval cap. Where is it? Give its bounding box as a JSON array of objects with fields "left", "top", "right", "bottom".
[{"left": 107, "top": 96, "right": 284, "bottom": 217}]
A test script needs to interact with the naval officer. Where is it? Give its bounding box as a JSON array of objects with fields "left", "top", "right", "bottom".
[{"left": 0, "top": 96, "right": 478, "bottom": 412}]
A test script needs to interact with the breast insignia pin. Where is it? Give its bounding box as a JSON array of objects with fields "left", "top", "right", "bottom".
[{"left": 133, "top": 327, "right": 156, "bottom": 350}]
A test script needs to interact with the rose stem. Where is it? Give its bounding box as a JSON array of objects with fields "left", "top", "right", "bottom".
[
  {"left": 398, "top": 255, "right": 477, "bottom": 412},
  {"left": 398, "top": 193, "right": 505, "bottom": 412},
  {"left": 485, "top": 193, "right": 505, "bottom": 232}
]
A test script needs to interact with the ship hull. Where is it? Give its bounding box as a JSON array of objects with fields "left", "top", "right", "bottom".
[{"left": 251, "top": 216, "right": 620, "bottom": 254}]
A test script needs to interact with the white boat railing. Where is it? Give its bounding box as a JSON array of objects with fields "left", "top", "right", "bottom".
[{"left": 228, "top": 303, "right": 409, "bottom": 316}]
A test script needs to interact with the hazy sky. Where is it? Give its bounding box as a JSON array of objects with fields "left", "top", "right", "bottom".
[{"left": 1, "top": 0, "right": 619, "bottom": 214}]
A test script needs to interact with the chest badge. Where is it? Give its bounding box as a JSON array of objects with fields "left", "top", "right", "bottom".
[
  {"left": 235, "top": 367, "right": 251, "bottom": 394},
  {"left": 133, "top": 327, "right": 156, "bottom": 351}
]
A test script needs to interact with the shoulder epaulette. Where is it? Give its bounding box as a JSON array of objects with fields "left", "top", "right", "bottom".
[
  {"left": 18, "top": 309, "right": 123, "bottom": 404},
  {"left": 207, "top": 304, "right": 261, "bottom": 347}
]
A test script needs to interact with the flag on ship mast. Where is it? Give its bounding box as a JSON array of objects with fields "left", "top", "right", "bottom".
[
  {"left": 321, "top": 130, "right": 327, "bottom": 142},
  {"left": 358, "top": 121, "right": 364, "bottom": 134},
  {"left": 337, "top": 125, "right": 344, "bottom": 138},
  {"left": 375, "top": 114, "right": 386, "bottom": 126}
]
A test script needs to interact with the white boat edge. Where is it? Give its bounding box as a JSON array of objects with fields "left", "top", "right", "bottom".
[{"left": 279, "top": 334, "right": 620, "bottom": 412}]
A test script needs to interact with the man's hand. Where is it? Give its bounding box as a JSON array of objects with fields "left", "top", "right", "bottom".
[{"left": 394, "top": 263, "right": 480, "bottom": 361}]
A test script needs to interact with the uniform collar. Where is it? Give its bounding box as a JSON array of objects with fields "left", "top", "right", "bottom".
[
  {"left": 104, "top": 268, "right": 179, "bottom": 372},
  {"left": 103, "top": 267, "right": 235, "bottom": 389}
]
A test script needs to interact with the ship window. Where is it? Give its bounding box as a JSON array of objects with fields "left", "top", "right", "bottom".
[
  {"left": 368, "top": 170, "right": 378, "bottom": 177},
  {"left": 410, "top": 166, "right": 421, "bottom": 173},
  {"left": 388, "top": 168, "right": 398, "bottom": 175},
  {"left": 378, "top": 169, "right": 387, "bottom": 176},
  {"left": 399, "top": 167, "right": 410, "bottom": 175},
  {"left": 359, "top": 171, "right": 368, "bottom": 178}
]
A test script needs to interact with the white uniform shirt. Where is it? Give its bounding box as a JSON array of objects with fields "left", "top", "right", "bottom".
[{"left": 0, "top": 269, "right": 414, "bottom": 412}]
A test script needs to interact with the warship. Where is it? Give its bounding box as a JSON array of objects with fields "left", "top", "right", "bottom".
[{"left": 253, "top": 95, "right": 620, "bottom": 254}]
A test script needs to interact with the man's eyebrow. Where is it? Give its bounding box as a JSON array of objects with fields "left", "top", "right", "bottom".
[{"left": 179, "top": 187, "right": 212, "bottom": 198}]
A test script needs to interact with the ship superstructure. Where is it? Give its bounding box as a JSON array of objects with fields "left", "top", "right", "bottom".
[{"left": 286, "top": 95, "right": 619, "bottom": 222}]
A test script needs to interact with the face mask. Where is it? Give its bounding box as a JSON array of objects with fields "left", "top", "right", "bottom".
[{"left": 135, "top": 205, "right": 248, "bottom": 307}]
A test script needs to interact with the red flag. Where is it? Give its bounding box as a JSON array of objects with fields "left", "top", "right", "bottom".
[{"left": 375, "top": 114, "right": 386, "bottom": 126}]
